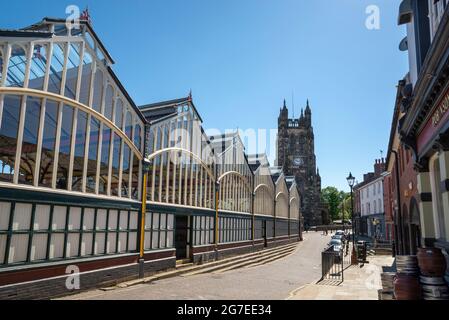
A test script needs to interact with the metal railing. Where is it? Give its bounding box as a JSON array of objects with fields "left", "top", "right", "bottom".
[
  {"left": 321, "top": 239, "right": 353, "bottom": 282},
  {"left": 321, "top": 245, "right": 344, "bottom": 282}
]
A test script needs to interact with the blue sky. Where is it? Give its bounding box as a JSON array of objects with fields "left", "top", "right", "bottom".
[{"left": 2, "top": 0, "right": 407, "bottom": 191}]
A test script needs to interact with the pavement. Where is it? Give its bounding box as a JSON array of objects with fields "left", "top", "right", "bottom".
[
  {"left": 288, "top": 255, "right": 395, "bottom": 300},
  {"left": 61, "top": 231, "right": 331, "bottom": 300}
]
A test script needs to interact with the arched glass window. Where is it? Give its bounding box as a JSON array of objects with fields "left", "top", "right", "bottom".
[
  {"left": 115, "top": 98, "right": 123, "bottom": 129},
  {"left": 79, "top": 51, "right": 93, "bottom": 106},
  {"left": 86, "top": 117, "right": 100, "bottom": 193},
  {"left": 0, "top": 47, "right": 3, "bottom": 83},
  {"left": 92, "top": 68, "right": 104, "bottom": 113},
  {"left": 111, "top": 133, "right": 121, "bottom": 196},
  {"left": 121, "top": 144, "right": 131, "bottom": 198},
  {"left": 47, "top": 43, "right": 66, "bottom": 94},
  {"left": 72, "top": 110, "right": 88, "bottom": 192},
  {"left": 6, "top": 45, "right": 27, "bottom": 87},
  {"left": 132, "top": 152, "right": 140, "bottom": 200},
  {"left": 18, "top": 96, "right": 42, "bottom": 185},
  {"left": 56, "top": 105, "right": 74, "bottom": 190},
  {"left": 134, "top": 124, "right": 142, "bottom": 151},
  {"left": 99, "top": 126, "right": 111, "bottom": 195},
  {"left": 0, "top": 95, "right": 22, "bottom": 182},
  {"left": 64, "top": 42, "right": 82, "bottom": 100},
  {"left": 28, "top": 44, "right": 48, "bottom": 91},
  {"left": 104, "top": 84, "right": 114, "bottom": 120},
  {"left": 124, "top": 110, "right": 132, "bottom": 140},
  {"left": 39, "top": 100, "right": 59, "bottom": 188}
]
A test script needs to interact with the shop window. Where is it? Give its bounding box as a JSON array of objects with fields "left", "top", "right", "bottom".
[
  {"left": 72, "top": 110, "right": 88, "bottom": 192},
  {"left": 80, "top": 208, "right": 94, "bottom": 256},
  {"left": 106, "top": 210, "right": 118, "bottom": 253},
  {"left": 92, "top": 68, "right": 104, "bottom": 113},
  {"left": 49, "top": 206, "right": 66, "bottom": 259},
  {"left": 64, "top": 42, "right": 81, "bottom": 100},
  {"left": 29, "top": 44, "right": 48, "bottom": 91},
  {"left": 6, "top": 45, "right": 27, "bottom": 87},
  {"left": 18, "top": 96, "right": 42, "bottom": 185},
  {"left": 117, "top": 211, "right": 128, "bottom": 252},
  {"left": 151, "top": 213, "right": 159, "bottom": 249},
  {"left": 56, "top": 105, "right": 74, "bottom": 190},
  {"left": 85, "top": 117, "right": 100, "bottom": 193},
  {"left": 95, "top": 209, "right": 107, "bottom": 255},
  {"left": 98, "top": 127, "right": 111, "bottom": 195},
  {"left": 31, "top": 204, "right": 51, "bottom": 261},
  {"left": 66, "top": 207, "right": 81, "bottom": 257},
  {"left": 47, "top": 43, "right": 66, "bottom": 95},
  {"left": 79, "top": 51, "right": 93, "bottom": 106},
  {"left": 0, "top": 95, "right": 22, "bottom": 182}
]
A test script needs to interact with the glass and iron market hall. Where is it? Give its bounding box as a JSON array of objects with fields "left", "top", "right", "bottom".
[{"left": 0, "top": 17, "right": 303, "bottom": 299}]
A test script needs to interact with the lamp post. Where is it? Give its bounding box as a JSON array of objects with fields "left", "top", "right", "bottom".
[{"left": 346, "top": 172, "right": 357, "bottom": 265}]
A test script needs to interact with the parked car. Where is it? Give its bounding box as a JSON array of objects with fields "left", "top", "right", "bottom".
[
  {"left": 329, "top": 239, "right": 343, "bottom": 253},
  {"left": 331, "top": 234, "right": 346, "bottom": 243}
]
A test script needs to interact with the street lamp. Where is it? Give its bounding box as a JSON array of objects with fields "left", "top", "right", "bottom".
[{"left": 346, "top": 172, "right": 358, "bottom": 265}]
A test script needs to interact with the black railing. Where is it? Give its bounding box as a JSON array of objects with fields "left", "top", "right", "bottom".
[{"left": 321, "top": 245, "right": 344, "bottom": 282}]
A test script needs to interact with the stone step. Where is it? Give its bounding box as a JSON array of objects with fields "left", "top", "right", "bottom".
[
  {"left": 214, "top": 248, "right": 296, "bottom": 273},
  {"left": 244, "top": 250, "right": 297, "bottom": 269},
  {"left": 113, "top": 242, "right": 299, "bottom": 288},
  {"left": 183, "top": 246, "right": 297, "bottom": 276}
]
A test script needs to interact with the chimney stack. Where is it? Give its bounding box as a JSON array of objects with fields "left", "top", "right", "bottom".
[{"left": 374, "top": 158, "right": 385, "bottom": 176}]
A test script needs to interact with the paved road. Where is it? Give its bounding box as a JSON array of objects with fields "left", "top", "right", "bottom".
[{"left": 65, "top": 232, "right": 330, "bottom": 300}]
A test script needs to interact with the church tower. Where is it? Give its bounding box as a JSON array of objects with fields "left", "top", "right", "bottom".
[{"left": 276, "top": 99, "right": 326, "bottom": 226}]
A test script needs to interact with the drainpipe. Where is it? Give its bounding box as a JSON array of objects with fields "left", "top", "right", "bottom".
[
  {"left": 215, "top": 181, "right": 220, "bottom": 259},
  {"left": 391, "top": 150, "right": 403, "bottom": 255},
  {"left": 274, "top": 197, "right": 277, "bottom": 243},
  {"left": 139, "top": 160, "right": 150, "bottom": 278},
  {"left": 251, "top": 180, "right": 255, "bottom": 246}
]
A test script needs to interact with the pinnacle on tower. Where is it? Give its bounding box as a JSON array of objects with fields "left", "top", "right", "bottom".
[{"left": 305, "top": 99, "right": 311, "bottom": 114}]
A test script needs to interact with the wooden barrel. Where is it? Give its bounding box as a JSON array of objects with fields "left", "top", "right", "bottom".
[
  {"left": 417, "top": 248, "right": 447, "bottom": 277},
  {"left": 394, "top": 274, "right": 421, "bottom": 300}
]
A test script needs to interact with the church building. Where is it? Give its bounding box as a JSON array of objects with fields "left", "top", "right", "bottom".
[{"left": 277, "top": 100, "right": 327, "bottom": 226}]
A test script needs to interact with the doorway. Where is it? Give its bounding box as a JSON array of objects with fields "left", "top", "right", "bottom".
[
  {"left": 262, "top": 220, "right": 268, "bottom": 247},
  {"left": 175, "top": 215, "right": 190, "bottom": 261}
]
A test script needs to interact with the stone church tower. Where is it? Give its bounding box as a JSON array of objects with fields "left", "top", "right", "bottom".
[{"left": 277, "top": 99, "right": 326, "bottom": 226}]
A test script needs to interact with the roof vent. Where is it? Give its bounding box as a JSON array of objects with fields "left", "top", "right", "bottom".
[
  {"left": 399, "top": 36, "right": 408, "bottom": 51},
  {"left": 398, "top": 0, "right": 413, "bottom": 25}
]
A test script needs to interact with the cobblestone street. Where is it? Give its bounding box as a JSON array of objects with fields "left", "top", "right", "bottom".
[{"left": 64, "top": 232, "right": 330, "bottom": 300}]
